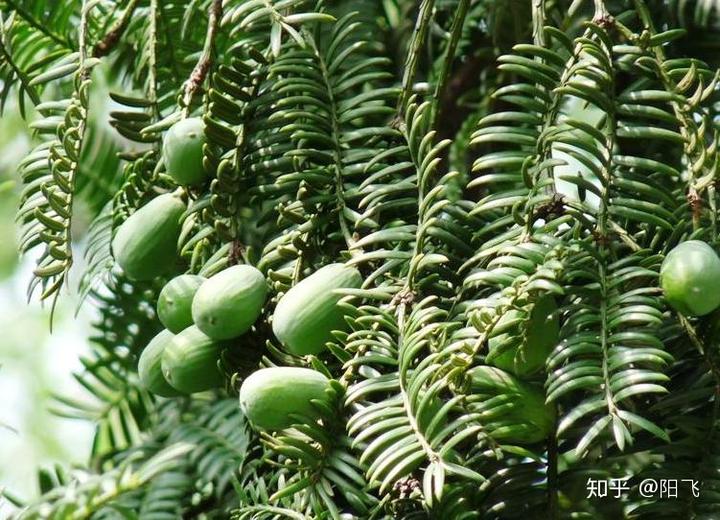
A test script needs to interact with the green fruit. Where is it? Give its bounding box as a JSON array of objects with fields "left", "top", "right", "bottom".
[
  {"left": 468, "top": 365, "right": 555, "bottom": 444},
  {"left": 239, "top": 367, "right": 331, "bottom": 430},
  {"left": 161, "top": 325, "right": 223, "bottom": 393},
  {"left": 111, "top": 193, "right": 185, "bottom": 281},
  {"left": 660, "top": 240, "right": 720, "bottom": 317},
  {"left": 162, "top": 117, "right": 207, "bottom": 186},
  {"left": 192, "top": 265, "right": 267, "bottom": 340},
  {"left": 157, "top": 274, "right": 205, "bottom": 333},
  {"left": 138, "top": 329, "right": 181, "bottom": 397},
  {"left": 272, "top": 263, "right": 362, "bottom": 356},
  {"left": 487, "top": 296, "right": 558, "bottom": 377}
]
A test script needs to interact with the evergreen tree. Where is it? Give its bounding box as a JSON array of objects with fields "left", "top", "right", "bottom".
[{"left": 2, "top": 0, "right": 720, "bottom": 517}]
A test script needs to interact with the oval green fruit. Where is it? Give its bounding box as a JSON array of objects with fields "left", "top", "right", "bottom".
[
  {"left": 162, "top": 117, "right": 207, "bottom": 186},
  {"left": 111, "top": 193, "right": 185, "bottom": 281},
  {"left": 272, "top": 263, "right": 362, "bottom": 356},
  {"left": 138, "top": 329, "right": 181, "bottom": 397},
  {"left": 487, "top": 296, "right": 558, "bottom": 377},
  {"left": 161, "top": 325, "right": 223, "bottom": 394},
  {"left": 239, "top": 367, "right": 331, "bottom": 430},
  {"left": 660, "top": 240, "right": 720, "bottom": 316},
  {"left": 192, "top": 265, "right": 267, "bottom": 340},
  {"left": 157, "top": 274, "right": 205, "bottom": 333}
]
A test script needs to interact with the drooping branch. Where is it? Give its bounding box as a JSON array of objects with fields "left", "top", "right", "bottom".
[
  {"left": 633, "top": 0, "right": 713, "bottom": 231},
  {"left": 3, "top": 0, "right": 72, "bottom": 48},
  {"left": 0, "top": 12, "right": 41, "bottom": 110}
]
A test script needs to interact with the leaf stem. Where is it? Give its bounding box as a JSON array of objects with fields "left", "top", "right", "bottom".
[
  {"left": 547, "top": 406, "right": 559, "bottom": 519},
  {"left": 148, "top": 0, "right": 159, "bottom": 116},
  {"left": 429, "top": 0, "right": 470, "bottom": 130},
  {"left": 304, "top": 29, "right": 360, "bottom": 254},
  {"left": 398, "top": 0, "right": 435, "bottom": 112},
  {"left": 532, "top": 0, "right": 546, "bottom": 46},
  {"left": 633, "top": 0, "right": 704, "bottom": 230}
]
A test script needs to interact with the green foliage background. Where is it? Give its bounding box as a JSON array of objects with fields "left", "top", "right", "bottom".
[{"left": 2, "top": 0, "right": 720, "bottom": 518}]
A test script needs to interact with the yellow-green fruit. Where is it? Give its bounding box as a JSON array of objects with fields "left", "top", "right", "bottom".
[
  {"left": 192, "top": 265, "right": 267, "bottom": 340},
  {"left": 111, "top": 193, "right": 185, "bottom": 281},
  {"left": 161, "top": 325, "right": 223, "bottom": 393},
  {"left": 468, "top": 365, "right": 555, "bottom": 444},
  {"left": 272, "top": 263, "right": 362, "bottom": 356},
  {"left": 660, "top": 240, "right": 720, "bottom": 316},
  {"left": 239, "top": 367, "right": 331, "bottom": 430},
  {"left": 138, "top": 329, "right": 181, "bottom": 397},
  {"left": 162, "top": 117, "right": 207, "bottom": 186},
  {"left": 157, "top": 274, "right": 205, "bottom": 333},
  {"left": 487, "top": 296, "right": 559, "bottom": 377}
]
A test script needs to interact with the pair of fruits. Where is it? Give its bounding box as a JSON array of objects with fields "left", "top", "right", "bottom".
[
  {"left": 139, "top": 264, "right": 267, "bottom": 395},
  {"left": 237, "top": 265, "right": 359, "bottom": 428},
  {"left": 158, "top": 265, "right": 267, "bottom": 339},
  {"left": 139, "top": 326, "right": 223, "bottom": 396},
  {"left": 111, "top": 117, "right": 208, "bottom": 281}
]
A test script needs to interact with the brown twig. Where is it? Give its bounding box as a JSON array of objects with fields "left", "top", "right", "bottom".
[
  {"left": 182, "top": 0, "right": 223, "bottom": 113},
  {"left": 92, "top": 0, "right": 140, "bottom": 58}
]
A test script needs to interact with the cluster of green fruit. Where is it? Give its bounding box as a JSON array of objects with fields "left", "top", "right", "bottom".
[
  {"left": 111, "top": 119, "right": 601, "bottom": 441},
  {"left": 111, "top": 118, "right": 365, "bottom": 430},
  {"left": 114, "top": 117, "right": 660, "bottom": 446},
  {"left": 133, "top": 262, "right": 359, "bottom": 429},
  {"left": 119, "top": 230, "right": 358, "bottom": 429},
  {"left": 137, "top": 264, "right": 267, "bottom": 396}
]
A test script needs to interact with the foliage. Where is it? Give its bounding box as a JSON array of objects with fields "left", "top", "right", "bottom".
[{"left": 2, "top": 0, "right": 720, "bottom": 518}]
